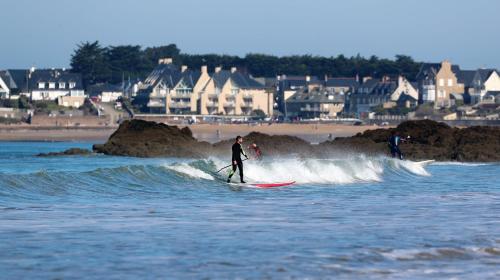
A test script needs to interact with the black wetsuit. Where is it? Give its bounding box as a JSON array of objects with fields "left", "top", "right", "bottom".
[
  {"left": 228, "top": 143, "right": 247, "bottom": 182},
  {"left": 389, "top": 135, "right": 403, "bottom": 160}
]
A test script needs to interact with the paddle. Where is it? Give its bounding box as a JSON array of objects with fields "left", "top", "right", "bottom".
[{"left": 216, "top": 158, "right": 248, "bottom": 173}]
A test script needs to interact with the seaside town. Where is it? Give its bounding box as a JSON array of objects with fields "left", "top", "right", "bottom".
[
  {"left": 2, "top": 1, "right": 500, "bottom": 279},
  {"left": 1, "top": 54, "right": 499, "bottom": 131}
]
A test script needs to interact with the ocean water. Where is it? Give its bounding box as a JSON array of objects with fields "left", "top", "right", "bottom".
[{"left": 0, "top": 142, "right": 499, "bottom": 279}]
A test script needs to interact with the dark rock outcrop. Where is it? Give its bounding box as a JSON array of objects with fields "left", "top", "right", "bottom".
[
  {"left": 321, "top": 119, "right": 500, "bottom": 162},
  {"left": 92, "top": 119, "right": 500, "bottom": 162},
  {"left": 92, "top": 119, "right": 210, "bottom": 157},
  {"left": 212, "top": 132, "right": 315, "bottom": 157},
  {"left": 37, "top": 148, "right": 92, "bottom": 157}
]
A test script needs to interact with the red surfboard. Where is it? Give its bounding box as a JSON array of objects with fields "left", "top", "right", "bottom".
[{"left": 249, "top": 181, "right": 296, "bottom": 188}]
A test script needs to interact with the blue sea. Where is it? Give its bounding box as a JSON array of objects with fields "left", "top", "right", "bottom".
[{"left": 0, "top": 142, "right": 499, "bottom": 279}]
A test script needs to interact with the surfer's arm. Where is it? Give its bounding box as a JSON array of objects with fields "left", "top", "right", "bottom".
[{"left": 240, "top": 145, "right": 248, "bottom": 159}]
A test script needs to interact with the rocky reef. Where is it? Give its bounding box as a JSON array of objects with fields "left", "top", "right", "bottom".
[
  {"left": 92, "top": 119, "right": 500, "bottom": 162},
  {"left": 37, "top": 148, "right": 92, "bottom": 157}
]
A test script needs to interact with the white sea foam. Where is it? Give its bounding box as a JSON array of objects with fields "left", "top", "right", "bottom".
[
  {"left": 210, "top": 156, "right": 386, "bottom": 184},
  {"left": 164, "top": 163, "right": 214, "bottom": 180},
  {"left": 389, "top": 158, "right": 431, "bottom": 176}
]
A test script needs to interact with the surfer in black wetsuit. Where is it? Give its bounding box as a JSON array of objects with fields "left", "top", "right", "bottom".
[
  {"left": 388, "top": 131, "right": 407, "bottom": 160},
  {"left": 227, "top": 136, "right": 248, "bottom": 183}
]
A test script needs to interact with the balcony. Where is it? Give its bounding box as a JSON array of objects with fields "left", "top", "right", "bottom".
[
  {"left": 147, "top": 99, "right": 166, "bottom": 108},
  {"left": 300, "top": 107, "right": 328, "bottom": 113},
  {"left": 241, "top": 101, "right": 253, "bottom": 108},
  {"left": 223, "top": 101, "right": 235, "bottom": 108},
  {"left": 172, "top": 91, "right": 192, "bottom": 98},
  {"left": 169, "top": 101, "right": 191, "bottom": 108},
  {"left": 206, "top": 101, "right": 218, "bottom": 107}
]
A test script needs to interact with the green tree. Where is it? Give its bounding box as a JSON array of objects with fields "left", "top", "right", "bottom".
[
  {"left": 144, "top": 44, "right": 181, "bottom": 66},
  {"left": 251, "top": 109, "right": 266, "bottom": 119},
  {"left": 106, "top": 45, "right": 150, "bottom": 84},
  {"left": 70, "top": 41, "right": 111, "bottom": 88}
]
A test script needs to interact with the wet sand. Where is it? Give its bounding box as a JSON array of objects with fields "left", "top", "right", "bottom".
[{"left": 0, "top": 123, "right": 379, "bottom": 143}]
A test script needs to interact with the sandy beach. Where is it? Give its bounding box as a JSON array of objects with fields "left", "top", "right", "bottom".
[{"left": 0, "top": 123, "right": 379, "bottom": 143}]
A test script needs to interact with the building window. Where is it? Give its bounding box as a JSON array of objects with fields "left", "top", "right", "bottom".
[
  {"left": 38, "top": 82, "right": 45, "bottom": 89},
  {"left": 59, "top": 82, "right": 66, "bottom": 89},
  {"left": 69, "top": 82, "right": 76, "bottom": 89},
  {"left": 448, "top": 79, "right": 453, "bottom": 87},
  {"left": 231, "top": 88, "right": 239, "bottom": 95},
  {"left": 439, "top": 79, "right": 444, "bottom": 87},
  {"left": 49, "top": 82, "right": 56, "bottom": 89}
]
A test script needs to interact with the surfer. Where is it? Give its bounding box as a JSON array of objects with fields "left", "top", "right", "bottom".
[
  {"left": 248, "top": 143, "right": 262, "bottom": 160},
  {"left": 227, "top": 136, "right": 248, "bottom": 183},
  {"left": 388, "top": 131, "right": 406, "bottom": 160}
]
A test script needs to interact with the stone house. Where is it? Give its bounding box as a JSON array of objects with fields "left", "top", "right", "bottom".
[
  {"left": 198, "top": 67, "right": 272, "bottom": 116},
  {"left": 415, "top": 60, "right": 464, "bottom": 108},
  {"left": 349, "top": 76, "right": 418, "bottom": 115},
  {"left": 285, "top": 87, "right": 345, "bottom": 119}
]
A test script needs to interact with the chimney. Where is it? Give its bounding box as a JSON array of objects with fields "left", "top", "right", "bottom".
[
  {"left": 215, "top": 66, "right": 222, "bottom": 73},
  {"left": 201, "top": 65, "right": 207, "bottom": 73},
  {"left": 159, "top": 58, "right": 173, "bottom": 65},
  {"left": 276, "top": 75, "right": 281, "bottom": 81},
  {"left": 181, "top": 65, "right": 188, "bottom": 72},
  {"left": 324, "top": 74, "right": 328, "bottom": 82},
  {"left": 230, "top": 67, "right": 237, "bottom": 73}
]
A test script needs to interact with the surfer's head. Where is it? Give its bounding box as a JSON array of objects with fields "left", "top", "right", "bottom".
[{"left": 236, "top": 136, "right": 243, "bottom": 143}]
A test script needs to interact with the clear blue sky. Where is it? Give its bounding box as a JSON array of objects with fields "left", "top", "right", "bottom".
[{"left": 1, "top": 0, "right": 499, "bottom": 70}]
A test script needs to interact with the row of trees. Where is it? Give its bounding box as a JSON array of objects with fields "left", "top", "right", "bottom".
[{"left": 70, "top": 41, "right": 422, "bottom": 88}]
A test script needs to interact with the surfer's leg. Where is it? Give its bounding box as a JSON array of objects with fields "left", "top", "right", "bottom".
[
  {"left": 396, "top": 147, "right": 403, "bottom": 160},
  {"left": 227, "top": 164, "right": 237, "bottom": 182},
  {"left": 237, "top": 161, "right": 244, "bottom": 183}
]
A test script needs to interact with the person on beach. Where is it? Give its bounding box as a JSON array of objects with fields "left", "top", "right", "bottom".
[
  {"left": 227, "top": 136, "right": 248, "bottom": 183},
  {"left": 388, "top": 131, "right": 406, "bottom": 160},
  {"left": 248, "top": 143, "right": 262, "bottom": 160}
]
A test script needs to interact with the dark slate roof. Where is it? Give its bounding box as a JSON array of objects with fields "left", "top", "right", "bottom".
[
  {"left": 253, "top": 77, "right": 277, "bottom": 87},
  {"left": 212, "top": 70, "right": 231, "bottom": 89},
  {"left": 230, "top": 71, "right": 265, "bottom": 89},
  {"left": 278, "top": 76, "right": 320, "bottom": 90},
  {"left": 416, "top": 63, "right": 461, "bottom": 80},
  {"left": 357, "top": 79, "right": 379, "bottom": 92},
  {"left": 325, "top": 78, "right": 359, "bottom": 88},
  {"left": 211, "top": 70, "right": 264, "bottom": 89},
  {"left": 287, "top": 88, "right": 345, "bottom": 104},
  {"left": 476, "top": 69, "right": 496, "bottom": 82},
  {"left": 456, "top": 70, "right": 476, "bottom": 87},
  {"left": 357, "top": 79, "right": 397, "bottom": 96},
  {"left": 139, "top": 64, "right": 183, "bottom": 93},
  {"left": 3, "top": 69, "right": 29, "bottom": 91},
  {"left": 29, "top": 69, "right": 83, "bottom": 90},
  {"left": 177, "top": 70, "right": 201, "bottom": 88}
]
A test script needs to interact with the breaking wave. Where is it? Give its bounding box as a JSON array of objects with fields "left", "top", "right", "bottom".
[{"left": 0, "top": 156, "right": 434, "bottom": 199}]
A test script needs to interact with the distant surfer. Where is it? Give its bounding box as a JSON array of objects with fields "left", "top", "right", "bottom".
[
  {"left": 227, "top": 136, "right": 248, "bottom": 183},
  {"left": 388, "top": 131, "right": 407, "bottom": 160},
  {"left": 248, "top": 143, "right": 262, "bottom": 160}
]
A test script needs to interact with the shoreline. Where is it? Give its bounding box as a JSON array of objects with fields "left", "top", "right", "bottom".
[{"left": 0, "top": 123, "right": 380, "bottom": 143}]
